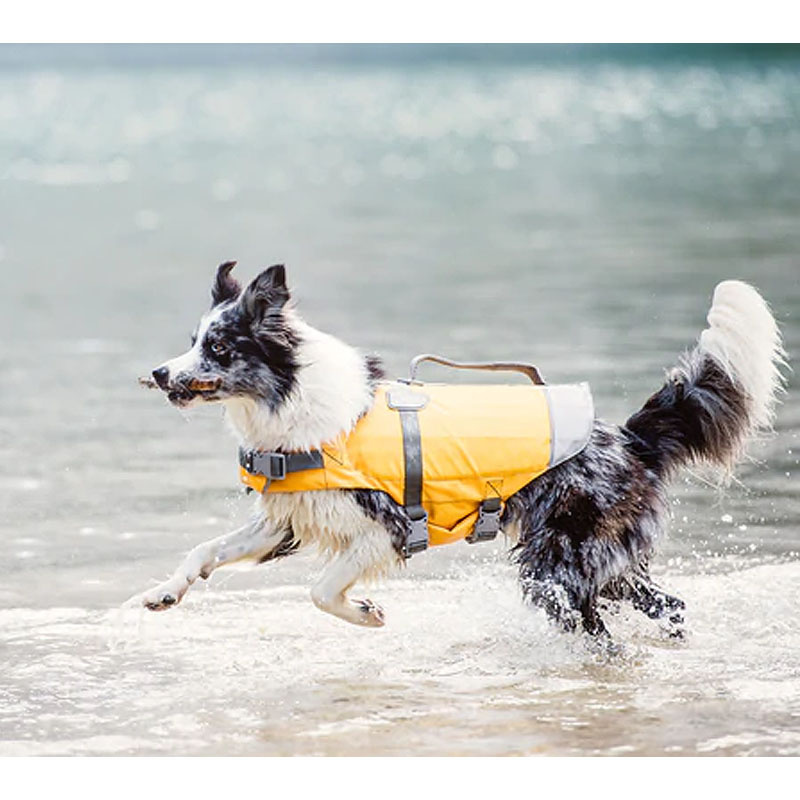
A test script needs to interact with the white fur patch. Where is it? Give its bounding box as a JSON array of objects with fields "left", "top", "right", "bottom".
[
  {"left": 158, "top": 305, "right": 226, "bottom": 382},
  {"left": 698, "top": 280, "right": 786, "bottom": 432},
  {"left": 223, "top": 314, "right": 376, "bottom": 452},
  {"left": 261, "top": 490, "right": 400, "bottom": 581}
]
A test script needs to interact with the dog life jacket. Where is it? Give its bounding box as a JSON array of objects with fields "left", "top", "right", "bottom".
[{"left": 238, "top": 377, "right": 594, "bottom": 557}]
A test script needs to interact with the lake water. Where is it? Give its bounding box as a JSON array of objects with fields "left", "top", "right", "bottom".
[{"left": 1, "top": 46, "right": 799, "bottom": 756}]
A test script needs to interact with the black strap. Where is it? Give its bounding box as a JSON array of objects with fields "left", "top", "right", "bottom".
[
  {"left": 239, "top": 447, "right": 324, "bottom": 480},
  {"left": 398, "top": 410, "right": 423, "bottom": 514},
  {"left": 397, "top": 408, "right": 429, "bottom": 557}
]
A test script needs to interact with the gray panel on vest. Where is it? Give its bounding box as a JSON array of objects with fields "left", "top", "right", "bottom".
[{"left": 386, "top": 387, "right": 429, "bottom": 411}]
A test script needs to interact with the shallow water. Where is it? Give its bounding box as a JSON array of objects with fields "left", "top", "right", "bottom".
[{"left": 1, "top": 46, "right": 799, "bottom": 756}]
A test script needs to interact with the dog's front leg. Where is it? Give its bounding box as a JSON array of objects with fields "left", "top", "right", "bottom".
[{"left": 141, "top": 518, "right": 292, "bottom": 611}]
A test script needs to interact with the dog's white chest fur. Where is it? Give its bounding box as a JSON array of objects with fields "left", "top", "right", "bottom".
[{"left": 259, "top": 490, "right": 397, "bottom": 577}]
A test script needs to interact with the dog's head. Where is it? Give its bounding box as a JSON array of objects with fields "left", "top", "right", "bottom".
[{"left": 151, "top": 262, "right": 300, "bottom": 409}]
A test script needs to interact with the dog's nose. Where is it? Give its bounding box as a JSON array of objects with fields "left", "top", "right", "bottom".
[{"left": 152, "top": 366, "right": 170, "bottom": 389}]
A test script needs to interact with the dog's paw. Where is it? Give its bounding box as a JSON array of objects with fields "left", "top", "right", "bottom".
[
  {"left": 663, "top": 612, "right": 686, "bottom": 640},
  {"left": 141, "top": 581, "right": 187, "bottom": 612},
  {"left": 356, "top": 599, "right": 385, "bottom": 627}
]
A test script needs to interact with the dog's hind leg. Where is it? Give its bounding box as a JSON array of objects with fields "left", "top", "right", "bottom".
[
  {"left": 310, "top": 533, "right": 396, "bottom": 628},
  {"left": 633, "top": 583, "right": 685, "bottom": 638},
  {"left": 141, "top": 518, "right": 294, "bottom": 611},
  {"left": 631, "top": 578, "right": 685, "bottom": 635},
  {"left": 523, "top": 577, "right": 607, "bottom": 636},
  {"left": 311, "top": 557, "right": 385, "bottom": 628},
  {"left": 601, "top": 573, "right": 686, "bottom": 637}
]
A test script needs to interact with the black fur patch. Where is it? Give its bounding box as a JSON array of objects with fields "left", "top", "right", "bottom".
[
  {"left": 257, "top": 529, "right": 300, "bottom": 563},
  {"left": 241, "top": 264, "right": 290, "bottom": 321},
  {"left": 208, "top": 299, "right": 301, "bottom": 409},
  {"left": 506, "top": 419, "right": 666, "bottom": 634},
  {"left": 624, "top": 354, "right": 750, "bottom": 477},
  {"left": 364, "top": 354, "right": 386, "bottom": 387},
  {"left": 212, "top": 261, "right": 242, "bottom": 307},
  {"left": 350, "top": 489, "right": 410, "bottom": 558}
]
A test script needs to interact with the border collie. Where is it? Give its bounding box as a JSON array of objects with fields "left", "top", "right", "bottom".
[{"left": 141, "top": 263, "right": 784, "bottom": 638}]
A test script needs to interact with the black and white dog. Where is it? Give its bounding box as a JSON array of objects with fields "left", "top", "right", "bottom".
[{"left": 142, "top": 263, "right": 784, "bottom": 637}]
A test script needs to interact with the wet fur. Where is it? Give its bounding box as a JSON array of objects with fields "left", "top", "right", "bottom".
[{"left": 144, "top": 267, "right": 784, "bottom": 639}]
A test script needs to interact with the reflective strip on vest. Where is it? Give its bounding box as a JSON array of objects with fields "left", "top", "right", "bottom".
[{"left": 239, "top": 381, "right": 594, "bottom": 547}]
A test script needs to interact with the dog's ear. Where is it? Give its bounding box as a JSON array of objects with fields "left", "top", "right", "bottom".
[
  {"left": 241, "top": 264, "right": 290, "bottom": 323},
  {"left": 211, "top": 261, "right": 242, "bottom": 307}
]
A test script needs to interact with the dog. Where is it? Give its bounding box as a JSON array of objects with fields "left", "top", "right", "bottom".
[{"left": 141, "top": 262, "right": 784, "bottom": 638}]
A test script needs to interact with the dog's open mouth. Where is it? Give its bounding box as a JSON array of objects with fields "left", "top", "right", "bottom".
[
  {"left": 140, "top": 375, "right": 222, "bottom": 405},
  {"left": 168, "top": 378, "right": 223, "bottom": 405},
  {"left": 187, "top": 378, "right": 222, "bottom": 392}
]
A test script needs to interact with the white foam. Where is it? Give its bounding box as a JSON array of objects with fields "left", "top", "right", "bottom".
[{"left": 3, "top": 560, "right": 800, "bottom": 754}]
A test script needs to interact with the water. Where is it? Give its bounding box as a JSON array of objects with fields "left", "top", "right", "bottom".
[{"left": 1, "top": 46, "right": 799, "bottom": 756}]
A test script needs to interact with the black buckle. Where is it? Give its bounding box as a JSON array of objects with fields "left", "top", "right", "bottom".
[
  {"left": 466, "top": 498, "right": 502, "bottom": 544},
  {"left": 252, "top": 452, "right": 286, "bottom": 480},
  {"left": 240, "top": 448, "right": 287, "bottom": 480},
  {"left": 266, "top": 453, "right": 287, "bottom": 480},
  {"left": 403, "top": 510, "right": 429, "bottom": 558}
]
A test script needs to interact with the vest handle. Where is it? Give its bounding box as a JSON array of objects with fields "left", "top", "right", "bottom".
[{"left": 406, "top": 353, "right": 546, "bottom": 386}]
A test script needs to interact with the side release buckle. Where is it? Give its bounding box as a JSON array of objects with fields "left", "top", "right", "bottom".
[
  {"left": 240, "top": 448, "right": 287, "bottom": 480},
  {"left": 466, "top": 498, "right": 502, "bottom": 544},
  {"left": 257, "top": 452, "right": 287, "bottom": 480},
  {"left": 404, "top": 510, "right": 429, "bottom": 558}
]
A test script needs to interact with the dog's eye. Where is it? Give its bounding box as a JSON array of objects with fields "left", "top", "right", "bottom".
[{"left": 210, "top": 342, "right": 228, "bottom": 357}]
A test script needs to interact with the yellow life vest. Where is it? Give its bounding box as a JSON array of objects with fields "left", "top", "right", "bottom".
[{"left": 239, "top": 379, "right": 594, "bottom": 554}]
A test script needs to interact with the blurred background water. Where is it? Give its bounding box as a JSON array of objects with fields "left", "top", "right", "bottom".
[{"left": 1, "top": 44, "right": 799, "bottom": 755}]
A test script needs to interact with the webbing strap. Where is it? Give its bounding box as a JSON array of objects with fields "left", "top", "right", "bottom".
[
  {"left": 239, "top": 447, "right": 324, "bottom": 482},
  {"left": 397, "top": 408, "right": 429, "bottom": 557}
]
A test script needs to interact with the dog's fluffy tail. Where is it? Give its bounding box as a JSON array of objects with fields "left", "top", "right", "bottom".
[{"left": 625, "top": 280, "right": 786, "bottom": 478}]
